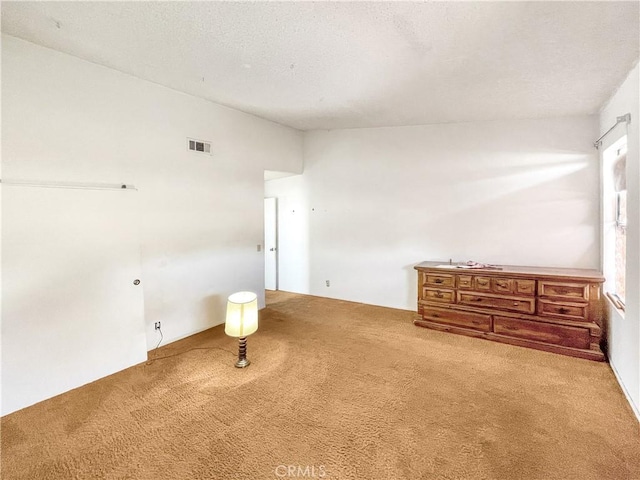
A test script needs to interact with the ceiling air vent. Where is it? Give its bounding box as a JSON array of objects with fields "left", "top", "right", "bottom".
[{"left": 187, "top": 138, "right": 212, "bottom": 155}]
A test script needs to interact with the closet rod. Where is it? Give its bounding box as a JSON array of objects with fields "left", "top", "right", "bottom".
[
  {"left": 0, "top": 179, "right": 137, "bottom": 191},
  {"left": 594, "top": 113, "right": 631, "bottom": 149}
]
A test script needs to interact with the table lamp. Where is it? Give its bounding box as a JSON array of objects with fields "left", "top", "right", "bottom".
[{"left": 225, "top": 291, "right": 258, "bottom": 368}]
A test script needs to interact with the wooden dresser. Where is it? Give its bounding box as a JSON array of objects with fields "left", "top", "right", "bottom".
[{"left": 414, "top": 262, "right": 605, "bottom": 361}]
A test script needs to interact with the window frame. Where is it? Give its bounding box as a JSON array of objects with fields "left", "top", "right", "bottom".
[{"left": 601, "top": 138, "right": 627, "bottom": 312}]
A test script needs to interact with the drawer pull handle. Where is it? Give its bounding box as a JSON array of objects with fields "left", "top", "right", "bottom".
[
  {"left": 478, "top": 281, "right": 488, "bottom": 285},
  {"left": 435, "top": 293, "right": 443, "bottom": 298},
  {"left": 433, "top": 313, "right": 440, "bottom": 318},
  {"left": 513, "top": 302, "right": 519, "bottom": 306},
  {"left": 497, "top": 282, "right": 507, "bottom": 287},
  {"left": 472, "top": 321, "right": 481, "bottom": 325},
  {"left": 505, "top": 325, "right": 519, "bottom": 331},
  {"left": 474, "top": 298, "right": 483, "bottom": 302},
  {"left": 435, "top": 279, "right": 444, "bottom": 284},
  {"left": 556, "top": 288, "right": 569, "bottom": 295},
  {"left": 558, "top": 307, "right": 569, "bottom": 314}
]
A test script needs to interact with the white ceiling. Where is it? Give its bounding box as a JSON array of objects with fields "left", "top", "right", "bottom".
[{"left": 2, "top": 1, "right": 638, "bottom": 131}]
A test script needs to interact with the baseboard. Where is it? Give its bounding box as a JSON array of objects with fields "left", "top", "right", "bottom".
[
  {"left": 609, "top": 360, "right": 640, "bottom": 423},
  {"left": 147, "top": 322, "right": 225, "bottom": 353}
]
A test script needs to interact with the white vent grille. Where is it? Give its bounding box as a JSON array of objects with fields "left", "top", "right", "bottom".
[{"left": 187, "top": 138, "right": 212, "bottom": 155}]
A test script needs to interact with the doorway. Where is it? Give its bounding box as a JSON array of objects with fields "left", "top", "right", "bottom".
[{"left": 264, "top": 197, "right": 278, "bottom": 290}]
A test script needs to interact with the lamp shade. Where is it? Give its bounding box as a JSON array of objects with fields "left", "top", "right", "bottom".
[{"left": 225, "top": 291, "right": 258, "bottom": 338}]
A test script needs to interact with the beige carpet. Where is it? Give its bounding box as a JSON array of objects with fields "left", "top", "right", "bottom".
[{"left": 2, "top": 291, "right": 639, "bottom": 480}]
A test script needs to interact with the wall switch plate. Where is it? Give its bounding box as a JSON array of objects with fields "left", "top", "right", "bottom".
[
  {"left": 155, "top": 322, "right": 161, "bottom": 330},
  {"left": 326, "top": 280, "right": 330, "bottom": 287}
]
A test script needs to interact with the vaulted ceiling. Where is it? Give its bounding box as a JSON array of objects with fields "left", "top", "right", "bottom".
[{"left": 2, "top": 1, "right": 639, "bottom": 130}]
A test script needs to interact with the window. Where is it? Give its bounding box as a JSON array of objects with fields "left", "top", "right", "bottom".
[
  {"left": 614, "top": 189, "right": 626, "bottom": 302},
  {"left": 602, "top": 138, "right": 627, "bottom": 309}
]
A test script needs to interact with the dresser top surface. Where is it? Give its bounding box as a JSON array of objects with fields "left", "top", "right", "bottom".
[{"left": 414, "top": 261, "right": 604, "bottom": 282}]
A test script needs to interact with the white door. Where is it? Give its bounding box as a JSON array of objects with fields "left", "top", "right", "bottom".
[
  {"left": 2, "top": 184, "right": 147, "bottom": 415},
  {"left": 264, "top": 197, "right": 278, "bottom": 290}
]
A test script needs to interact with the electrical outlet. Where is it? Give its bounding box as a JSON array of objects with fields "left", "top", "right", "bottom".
[
  {"left": 326, "top": 280, "right": 330, "bottom": 287},
  {"left": 155, "top": 322, "right": 161, "bottom": 330}
]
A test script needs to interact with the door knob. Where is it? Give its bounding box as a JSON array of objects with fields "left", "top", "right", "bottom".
[
  {"left": 270, "top": 247, "right": 276, "bottom": 251},
  {"left": 133, "top": 279, "right": 140, "bottom": 285}
]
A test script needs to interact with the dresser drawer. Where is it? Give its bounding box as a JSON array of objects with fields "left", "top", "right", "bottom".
[
  {"left": 457, "top": 292, "right": 535, "bottom": 314},
  {"left": 515, "top": 280, "right": 536, "bottom": 295},
  {"left": 491, "top": 278, "right": 513, "bottom": 293},
  {"left": 538, "top": 299, "right": 588, "bottom": 320},
  {"left": 538, "top": 281, "right": 589, "bottom": 301},
  {"left": 494, "top": 316, "right": 590, "bottom": 349},
  {"left": 474, "top": 276, "right": 491, "bottom": 291},
  {"left": 457, "top": 275, "right": 473, "bottom": 289},
  {"left": 424, "top": 273, "right": 455, "bottom": 288},
  {"left": 423, "top": 307, "right": 491, "bottom": 332},
  {"left": 423, "top": 288, "right": 455, "bottom": 304}
]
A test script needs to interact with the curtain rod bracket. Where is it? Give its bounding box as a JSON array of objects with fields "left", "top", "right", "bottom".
[
  {"left": 618, "top": 113, "right": 631, "bottom": 124},
  {"left": 594, "top": 113, "right": 631, "bottom": 149}
]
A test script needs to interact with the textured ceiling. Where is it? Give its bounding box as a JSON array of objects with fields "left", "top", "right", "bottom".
[{"left": 2, "top": 1, "right": 639, "bottom": 131}]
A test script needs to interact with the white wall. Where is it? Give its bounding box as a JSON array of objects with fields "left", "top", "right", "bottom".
[
  {"left": 266, "top": 116, "right": 600, "bottom": 310},
  {"left": 600, "top": 63, "right": 640, "bottom": 419},
  {"left": 2, "top": 35, "right": 302, "bottom": 411}
]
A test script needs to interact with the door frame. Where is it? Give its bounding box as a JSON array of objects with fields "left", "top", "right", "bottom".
[{"left": 264, "top": 197, "right": 278, "bottom": 291}]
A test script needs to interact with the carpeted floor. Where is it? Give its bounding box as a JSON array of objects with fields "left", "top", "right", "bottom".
[{"left": 2, "top": 291, "right": 639, "bottom": 480}]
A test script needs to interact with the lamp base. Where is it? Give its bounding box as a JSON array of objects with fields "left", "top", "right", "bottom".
[
  {"left": 234, "top": 358, "right": 251, "bottom": 368},
  {"left": 234, "top": 336, "right": 251, "bottom": 368}
]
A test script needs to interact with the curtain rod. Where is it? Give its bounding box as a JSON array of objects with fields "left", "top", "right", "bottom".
[
  {"left": 0, "top": 179, "right": 137, "bottom": 191},
  {"left": 594, "top": 113, "right": 631, "bottom": 149}
]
